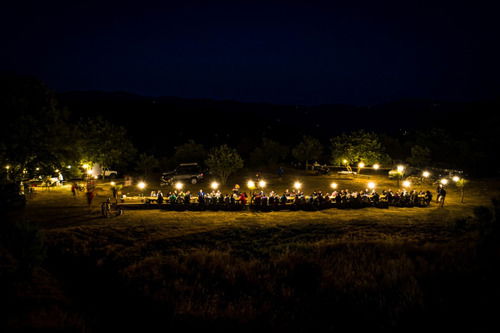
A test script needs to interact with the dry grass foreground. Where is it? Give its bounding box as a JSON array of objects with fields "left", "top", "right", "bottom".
[{"left": 6, "top": 176, "right": 500, "bottom": 332}]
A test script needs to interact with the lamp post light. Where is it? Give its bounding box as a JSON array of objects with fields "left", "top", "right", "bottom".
[
  {"left": 373, "top": 163, "right": 380, "bottom": 171},
  {"left": 440, "top": 178, "right": 448, "bottom": 186},
  {"left": 396, "top": 165, "right": 405, "bottom": 187},
  {"left": 422, "top": 170, "right": 430, "bottom": 184},
  {"left": 330, "top": 182, "right": 338, "bottom": 190},
  {"left": 247, "top": 180, "right": 256, "bottom": 190},
  {"left": 452, "top": 176, "right": 466, "bottom": 203},
  {"left": 175, "top": 182, "right": 184, "bottom": 191},
  {"left": 293, "top": 181, "right": 302, "bottom": 191},
  {"left": 368, "top": 182, "right": 376, "bottom": 191},
  {"left": 402, "top": 180, "right": 411, "bottom": 189},
  {"left": 247, "top": 180, "right": 256, "bottom": 204},
  {"left": 258, "top": 180, "right": 266, "bottom": 189},
  {"left": 357, "top": 162, "right": 365, "bottom": 176},
  {"left": 137, "top": 181, "right": 146, "bottom": 198},
  {"left": 211, "top": 181, "right": 219, "bottom": 191}
]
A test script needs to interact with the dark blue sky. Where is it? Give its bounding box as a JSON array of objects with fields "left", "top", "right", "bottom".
[{"left": 2, "top": 0, "right": 499, "bottom": 105}]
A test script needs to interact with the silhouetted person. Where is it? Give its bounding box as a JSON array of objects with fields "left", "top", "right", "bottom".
[{"left": 438, "top": 187, "right": 446, "bottom": 207}]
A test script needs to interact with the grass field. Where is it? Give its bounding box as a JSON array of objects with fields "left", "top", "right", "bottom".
[{"left": 3, "top": 172, "right": 500, "bottom": 332}]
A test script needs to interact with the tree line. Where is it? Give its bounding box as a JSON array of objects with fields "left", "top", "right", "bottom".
[{"left": 1, "top": 75, "right": 499, "bottom": 185}]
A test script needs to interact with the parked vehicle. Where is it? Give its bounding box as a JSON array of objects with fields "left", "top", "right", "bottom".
[
  {"left": 91, "top": 163, "right": 118, "bottom": 179},
  {"left": 161, "top": 163, "right": 206, "bottom": 185}
]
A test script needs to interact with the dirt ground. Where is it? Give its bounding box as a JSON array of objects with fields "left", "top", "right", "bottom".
[{"left": 21, "top": 172, "right": 498, "bottom": 240}]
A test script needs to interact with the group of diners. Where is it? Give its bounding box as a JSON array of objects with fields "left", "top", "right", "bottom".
[{"left": 142, "top": 188, "right": 433, "bottom": 211}]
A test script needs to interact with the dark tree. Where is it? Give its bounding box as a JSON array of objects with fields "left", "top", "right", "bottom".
[
  {"left": 78, "top": 117, "right": 136, "bottom": 172},
  {"left": 0, "top": 75, "right": 80, "bottom": 181},
  {"left": 330, "top": 130, "right": 390, "bottom": 166},
  {"left": 205, "top": 145, "right": 243, "bottom": 185},
  {"left": 172, "top": 140, "right": 207, "bottom": 165},
  {"left": 292, "top": 136, "right": 323, "bottom": 170},
  {"left": 250, "top": 138, "right": 288, "bottom": 167}
]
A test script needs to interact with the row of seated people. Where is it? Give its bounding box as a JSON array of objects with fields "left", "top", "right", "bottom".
[{"left": 145, "top": 189, "right": 433, "bottom": 211}]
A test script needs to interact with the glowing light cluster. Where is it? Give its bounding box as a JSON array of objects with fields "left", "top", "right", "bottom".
[{"left": 247, "top": 180, "right": 256, "bottom": 190}]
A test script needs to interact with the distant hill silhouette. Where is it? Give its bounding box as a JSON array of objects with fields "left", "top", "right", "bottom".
[{"left": 57, "top": 91, "right": 500, "bottom": 155}]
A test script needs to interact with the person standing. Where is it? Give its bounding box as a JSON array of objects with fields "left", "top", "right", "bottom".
[
  {"left": 86, "top": 180, "right": 96, "bottom": 211},
  {"left": 157, "top": 190, "right": 164, "bottom": 207},
  {"left": 71, "top": 182, "right": 78, "bottom": 198},
  {"left": 438, "top": 187, "right": 447, "bottom": 207},
  {"left": 111, "top": 185, "right": 118, "bottom": 202},
  {"left": 436, "top": 184, "right": 442, "bottom": 203},
  {"left": 198, "top": 189, "right": 205, "bottom": 205}
]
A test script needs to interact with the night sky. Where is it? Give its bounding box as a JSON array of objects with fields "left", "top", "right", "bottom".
[{"left": 2, "top": 0, "right": 499, "bottom": 105}]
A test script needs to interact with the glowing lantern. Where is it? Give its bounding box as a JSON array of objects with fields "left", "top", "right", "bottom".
[
  {"left": 137, "top": 182, "right": 146, "bottom": 190},
  {"left": 211, "top": 181, "right": 219, "bottom": 190},
  {"left": 293, "top": 181, "right": 302, "bottom": 190}
]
